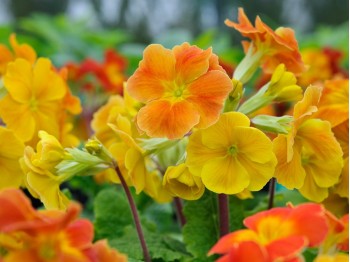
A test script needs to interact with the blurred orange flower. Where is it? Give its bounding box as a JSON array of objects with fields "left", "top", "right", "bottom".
[
  {"left": 209, "top": 203, "right": 329, "bottom": 262},
  {"left": 0, "top": 188, "right": 126, "bottom": 262},
  {"left": 225, "top": 8, "right": 305, "bottom": 79},
  {"left": 127, "top": 42, "right": 233, "bottom": 139}
]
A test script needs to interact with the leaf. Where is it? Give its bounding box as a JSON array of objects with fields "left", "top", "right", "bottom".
[
  {"left": 182, "top": 190, "right": 219, "bottom": 261},
  {"left": 228, "top": 195, "right": 245, "bottom": 231},
  {"left": 93, "top": 188, "right": 133, "bottom": 239},
  {"left": 110, "top": 226, "right": 190, "bottom": 261}
]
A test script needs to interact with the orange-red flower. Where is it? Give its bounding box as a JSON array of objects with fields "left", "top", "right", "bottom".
[
  {"left": 225, "top": 8, "right": 305, "bottom": 77},
  {"left": 0, "top": 188, "right": 126, "bottom": 262},
  {"left": 127, "top": 42, "right": 233, "bottom": 139},
  {"left": 209, "top": 203, "right": 329, "bottom": 262}
]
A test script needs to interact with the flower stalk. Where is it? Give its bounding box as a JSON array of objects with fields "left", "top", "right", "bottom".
[
  {"left": 268, "top": 178, "right": 276, "bottom": 209},
  {"left": 113, "top": 162, "right": 151, "bottom": 262},
  {"left": 174, "top": 197, "right": 186, "bottom": 227},
  {"left": 218, "top": 194, "right": 230, "bottom": 237}
]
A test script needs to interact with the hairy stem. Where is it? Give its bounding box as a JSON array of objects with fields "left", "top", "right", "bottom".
[
  {"left": 114, "top": 164, "right": 151, "bottom": 262},
  {"left": 268, "top": 177, "right": 276, "bottom": 210},
  {"left": 218, "top": 194, "right": 230, "bottom": 237}
]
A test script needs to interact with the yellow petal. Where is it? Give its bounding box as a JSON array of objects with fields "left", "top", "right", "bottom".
[{"left": 201, "top": 156, "right": 250, "bottom": 194}]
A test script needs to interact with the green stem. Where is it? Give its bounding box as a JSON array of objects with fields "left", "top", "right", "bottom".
[
  {"left": 218, "top": 194, "right": 230, "bottom": 237},
  {"left": 268, "top": 178, "right": 276, "bottom": 210},
  {"left": 114, "top": 164, "right": 151, "bottom": 262}
]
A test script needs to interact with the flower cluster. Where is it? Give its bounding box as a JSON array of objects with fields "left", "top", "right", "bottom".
[{"left": 0, "top": 6, "right": 348, "bottom": 262}]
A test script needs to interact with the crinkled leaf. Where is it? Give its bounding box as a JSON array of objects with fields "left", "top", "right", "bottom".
[
  {"left": 93, "top": 188, "right": 133, "bottom": 239},
  {"left": 183, "top": 190, "right": 219, "bottom": 261}
]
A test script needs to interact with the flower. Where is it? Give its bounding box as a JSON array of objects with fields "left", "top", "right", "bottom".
[
  {"left": 238, "top": 64, "right": 303, "bottom": 115},
  {"left": 163, "top": 163, "right": 205, "bottom": 200},
  {"left": 84, "top": 240, "right": 127, "bottom": 262},
  {"left": 0, "top": 58, "right": 66, "bottom": 145},
  {"left": 186, "top": 112, "right": 277, "bottom": 194},
  {"left": 225, "top": 8, "right": 305, "bottom": 83},
  {"left": 0, "top": 34, "right": 36, "bottom": 76},
  {"left": 313, "top": 79, "right": 349, "bottom": 128},
  {"left": 127, "top": 42, "right": 233, "bottom": 139},
  {"left": 273, "top": 85, "right": 344, "bottom": 202},
  {"left": 209, "top": 203, "right": 329, "bottom": 262},
  {"left": 0, "top": 127, "right": 25, "bottom": 189},
  {"left": 21, "top": 131, "right": 70, "bottom": 210},
  {"left": 0, "top": 188, "right": 127, "bottom": 262}
]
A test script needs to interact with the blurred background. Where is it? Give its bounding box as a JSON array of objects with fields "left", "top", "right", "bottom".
[{"left": 0, "top": 0, "right": 348, "bottom": 70}]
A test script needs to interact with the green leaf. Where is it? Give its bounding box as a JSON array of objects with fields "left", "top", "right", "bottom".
[
  {"left": 182, "top": 190, "right": 219, "bottom": 261},
  {"left": 228, "top": 196, "right": 245, "bottom": 231},
  {"left": 93, "top": 188, "right": 133, "bottom": 239},
  {"left": 110, "top": 226, "right": 190, "bottom": 261}
]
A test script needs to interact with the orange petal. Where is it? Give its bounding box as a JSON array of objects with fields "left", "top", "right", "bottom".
[
  {"left": 127, "top": 69, "right": 166, "bottom": 103},
  {"left": 66, "top": 219, "right": 94, "bottom": 249},
  {"left": 173, "top": 42, "right": 211, "bottom": 84},
  {"left": 266, "top": 236, "right": 307, "bottom": 261},
  {"left": 137, "top": 99, "right": 200, "bottom": 139},
  {"left": 187, "top": 70, "right": 233, "bottom": 128},
  {"left": 139, "top": 44, "right": 175, "bottom": 80},
  {"left": 288, "top": 203, "right": 328, "bottom": 246}
]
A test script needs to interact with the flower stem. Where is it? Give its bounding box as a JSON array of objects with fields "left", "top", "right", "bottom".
[
  {"left": 218, "top": 194, "right": 230, "bottom": 237},
  {"left": 268, "top": 177, "right": 276, "bottom": 209},
  {"left": 174, "top": 197, "right": 186, "bottom": 227},
  {"left": 114, "top": 164, "right": 151, "bottom": 262}
]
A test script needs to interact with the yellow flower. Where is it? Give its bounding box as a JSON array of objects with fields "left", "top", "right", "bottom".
[
  {"left": 0, "top": 126, "right": 25, "bottom": 189},
  {"left": 314, "top": 254, "right": 349, "bottom": 262},
  {"left": 0, "top": 58, "right": 66, "bottom": 145},
  {"left": 273, "top": 85, "right": 343, "bottom": 202},
  {"left": 239, "top": 64, "right": 303, "bottom": 115},
  {"left": 186, "top": 112, "right": 277, "bottom": 194},
  {"left": 0, "top": 34, "right": 36, "bottom": 76},
  {"left": 163, "top": 163, "right": 205, "bottom": 200},
  {"left": 21, "top": 131, "right": 69, "bottom": 210},
  {"left": 107, "top": 122, "right": 173, "bottom": 203}
]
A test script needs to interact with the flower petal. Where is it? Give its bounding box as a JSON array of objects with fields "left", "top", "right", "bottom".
[
  {"left": 201, "top": 156, "right": 250, "bottom": 194},
  {"left": 187, "top": 70, "right": 233, "bottom": 128},
  {"left": 137, "top": 99, "right": 200, "bottom": 139},
  {"left": 173, "top": 42, "right": 211, "bottom": 84}
]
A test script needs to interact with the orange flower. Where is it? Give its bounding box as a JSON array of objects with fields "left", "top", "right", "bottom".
[
  {"left": 313, "top": 79, "right": 349, "bottom": 128},
  {"left": 225, "top": 8, "right": 305, "bottom": 81},
  {"left": 0, "top": 34, "right": 36, "bottom": 76},
  {"left": 127, "top": 42, "right": 233, "bottom": 139},
  {"left": 0, "top": 189, "right": 127, "bottom": 262},
  {"left": 209, "top": 203, "right": 329, "bottom": 262}
]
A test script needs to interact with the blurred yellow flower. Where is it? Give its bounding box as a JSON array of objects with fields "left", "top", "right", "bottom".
[
  {"left": 163, "top": 163, "right": 205, "bottom": 200},
  {"left": 0, "top": 34, "right": 36, "bottom": 76},
  {"left": 0, "top": 58, "right": 66, "bottom": 146},
  {"left": 186, "top": 112, "right": 277, "bottom": 194},
  {"left": 21, "top": 131, "right": 69, "bottom": 210},
  {"left": 0, "top": 127, "right": 25, "bottom": 189}
]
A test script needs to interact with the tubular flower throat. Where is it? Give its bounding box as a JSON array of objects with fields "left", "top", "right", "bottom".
[{"left": 127, "top": 42, "right": 233, "bottom": 139}]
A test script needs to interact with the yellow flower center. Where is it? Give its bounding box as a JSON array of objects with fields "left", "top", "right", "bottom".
[
  {"left": 228, "top": 145, "right": 238, "bottom": 156},
  {"left": 29, "top": 97, "right": 38, "bottom": 111},
  {"left": 174, "top": 88, "right": 183, "bottom": 97},
  {"left": 39, "top": 242, "right": 56, "bottom": 260}
]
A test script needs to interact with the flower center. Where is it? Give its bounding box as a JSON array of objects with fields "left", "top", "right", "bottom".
[
  {"left": 29, "top": 97, "right": 38, "bottom": 111},
  {"left": 173, "top": 88, "right": 183, "bottom": 98},
  {"left": 228, "top": 145, "right": 238, "bottom": 156}
]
